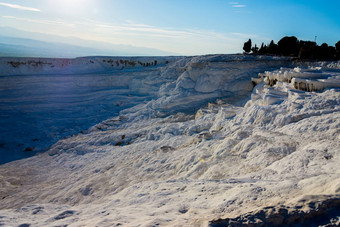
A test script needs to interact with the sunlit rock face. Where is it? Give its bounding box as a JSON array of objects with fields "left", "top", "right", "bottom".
[
  {"left": 260, "top": 64, "right": 340, "bottom": 92},
  {"left": 0, "top": 55, "right": 339, "bottom": 227}
]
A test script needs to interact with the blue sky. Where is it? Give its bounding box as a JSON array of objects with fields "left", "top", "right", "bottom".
[{"left": 0, "top": 0, "right": 339, "bottom": 55}]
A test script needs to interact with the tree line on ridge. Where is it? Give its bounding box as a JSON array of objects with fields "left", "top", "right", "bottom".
[{"left": 243, "top": 36, "right": 340, "bottom": 60}]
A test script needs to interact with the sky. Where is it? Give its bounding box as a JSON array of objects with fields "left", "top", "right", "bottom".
[{"left": 0, "top": 0, "right": 340, "bottom": 55}]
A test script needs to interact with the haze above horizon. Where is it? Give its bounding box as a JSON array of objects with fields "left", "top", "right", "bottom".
[{"left": 0, "top": 0, "right": 339, "bottom": 56}]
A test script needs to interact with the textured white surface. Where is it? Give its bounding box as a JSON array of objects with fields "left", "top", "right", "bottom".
[
  {"left": 0, "top": 55, "right": 290, "bottom": 163},
  {"left": 0, "top": 56, "right": 339, "bottom": 226}
]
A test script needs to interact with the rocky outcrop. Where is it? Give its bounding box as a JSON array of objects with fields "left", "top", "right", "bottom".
[
  {"left": 210, "top": 195, "right": 340, "bottom": 227},
  {"left": 259, "top": 65, "right": 340, "bottom": 92}
]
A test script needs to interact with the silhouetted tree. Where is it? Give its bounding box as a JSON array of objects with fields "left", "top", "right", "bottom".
[
  {"left": 329, "top": 46, "right": 336, "bottom": 59},
  {"left": 316, "top": 43, "right": 327, "bottom": 59},
  {"left": 300, "top": 40, "right": 317, "bottom": 49},
  {"left": 267, "top": 40, "right": 278, "bottom": 55},
  {"left": 315, "top": 43, "right": 336, "bottom": 60},
  {"left": 336, "top": 41, "right": 340, "bottom": 59},
  {"left": 299, "top": 41, "right": 316, "bottom": 59},
  {"left": 251, "top": 44, "right": 259, "bottom": 54},
  {"left": 278, "top": 36, "right": 300, "bottom": 56},
  {"left": 243, "top": 39, "right": 252, "bottom": 54},
  {"left": 260, "top": 43, "right": 264, "bottom": 49},
  {"left": 259, "top": 43, "right": 268, "bottom": 54}
]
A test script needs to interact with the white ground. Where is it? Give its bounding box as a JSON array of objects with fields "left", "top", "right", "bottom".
[{"left": 0, "top": 55, "right": 339, "bottom": 226}]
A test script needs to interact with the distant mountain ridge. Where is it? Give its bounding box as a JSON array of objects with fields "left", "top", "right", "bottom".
[
  {"left": 0, "top": 37, "right": 112, "bottom": 58},
  {"left": 0, "top": 27, "right": 177, "bottom": 57}
]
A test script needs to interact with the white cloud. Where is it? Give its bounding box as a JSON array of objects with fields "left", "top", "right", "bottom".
[
  {"left": 231, "top": 32, "right": 258, "bottom": 38},
  {"left": 74, "top": 19, "right": 209, "bottom": 39},
  {"left": 0, "top": 2, "right": 40, "bottom": 12},
  {"left": 229, "top": 2, "right": 246, "bottom": 8},
  {"left": 232, "top": 5, "right": 246, "bottom": 8},
  {"left": 69, "top": 20, "right": 243, "bottom": 54},
  {"left": 2, "top": 16, "right": 74, "bottom": 27},
  {"left": 2, "top": 16, "right": 245, "bottom": 55}
]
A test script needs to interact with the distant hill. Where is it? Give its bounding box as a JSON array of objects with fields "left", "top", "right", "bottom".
[
  {"left": 0, "top": 37, "right": 116, "bottom": 58},
  {"left": 0, "top": 27, "right": 177, "bottom": 57}
]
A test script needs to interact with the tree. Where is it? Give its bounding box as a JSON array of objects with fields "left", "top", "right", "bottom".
[
  {"left": 336, "top": 41, "right": 340, "bottom": 52},
  {"left": 299, "top": 40, "right": 316, "bottom": 59},
  {"left": 259, "top": 43, "right": 268, "bottom": 54},
  {"left": 315, "top": 43, "right": 336, "bottom": 60},
  {"left": 243, "top": 39, "right": 252, "bottom": 54},
  {"left": 251, "top": 44, "right": 259, "bottom": 54},
  {"left": 278, "top": 36, "right": 300, "bottom": 56},
  {"left": 336, "top": 41, "right": 340, "bottom": 59},
  {"left": 260, "top": 43, "right": 264, "bottom": 50},
  {"left": 319, "top": 43, "right": 329, "bottom": 59},
  {"left": 267, "top": 40, "right": 278, "bottom": 55}
]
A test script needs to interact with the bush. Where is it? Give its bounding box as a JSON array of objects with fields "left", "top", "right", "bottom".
[
  {"left": 278, "top": 36, "right": 300, "bottom": 56},
  {"left": 336, "top": 41, "right": 340, "bottom": 59},
  {"left": 243, "top": 39, "right": 252, "bottom": 54}
]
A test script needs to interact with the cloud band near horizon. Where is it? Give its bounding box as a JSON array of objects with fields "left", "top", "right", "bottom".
[{"left": 0, "top": 2, "right": 40, "bottom": 12}]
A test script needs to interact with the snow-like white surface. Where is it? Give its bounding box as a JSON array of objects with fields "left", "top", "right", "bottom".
[
  {"left": 0, "top": 55, "right": 290, "bottom": 164},
  {"left": 0, "top": 55, "right": 339, "bottom": 226}
]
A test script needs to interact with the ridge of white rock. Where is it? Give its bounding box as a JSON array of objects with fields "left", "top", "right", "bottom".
[
  {"left": 0, "top": 56, "right": 181, "bottom": 75},
  {"left": 0, "top": 55, "right": 291, "bottom": 164},
  {"left": 260, "top": 65, "right": 340, "bottom": 92},
  {"left": 0, "top": 56, "right": 339, "bottom": 227}
]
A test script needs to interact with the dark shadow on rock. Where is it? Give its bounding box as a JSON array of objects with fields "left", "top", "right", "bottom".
[
  {"left": 209, "top": 196, "right": 340, "bottom": 227},
  {"left": 54, "top": 210, "right": 75, "bottom": 220}
]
